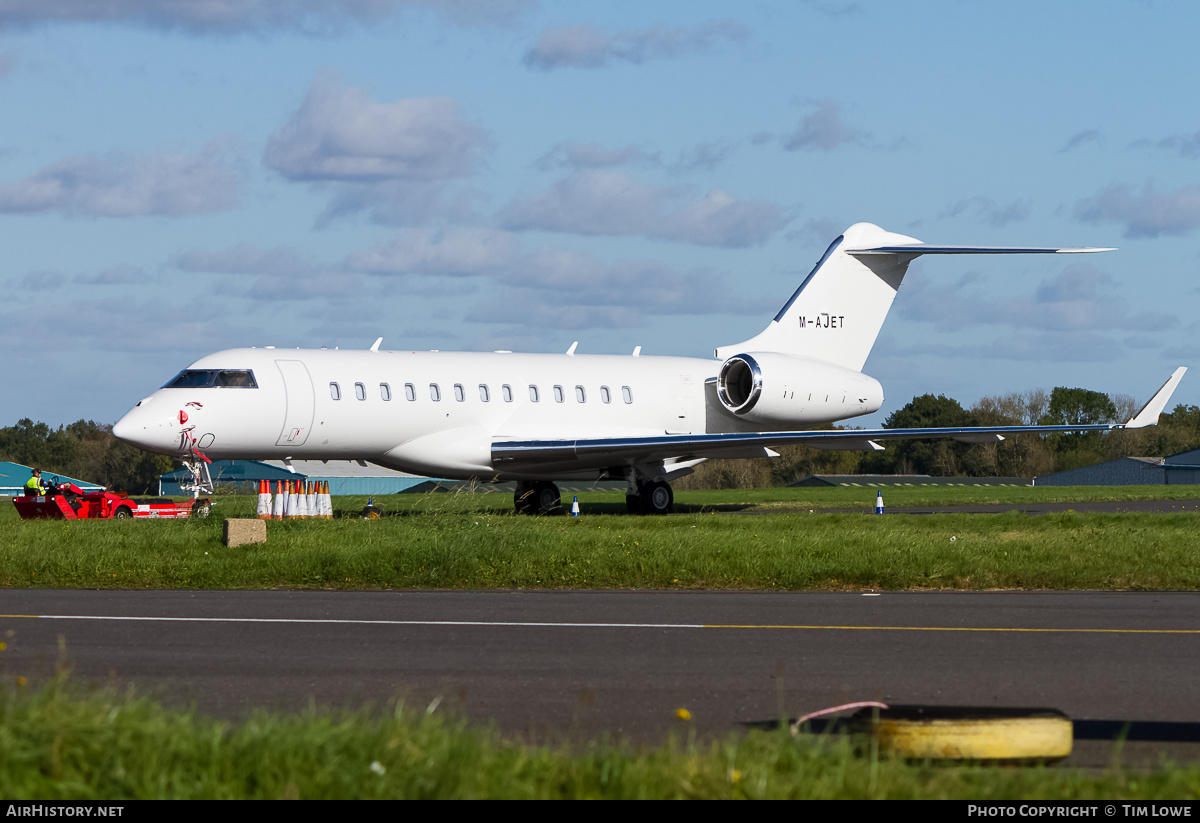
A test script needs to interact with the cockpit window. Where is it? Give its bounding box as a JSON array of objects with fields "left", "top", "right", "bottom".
[
  {"left": 215, "top": 370, "right": 257, "bottom": 387},
  {"left": 164, "top": 369, "right": 258, "bottom": 389}
]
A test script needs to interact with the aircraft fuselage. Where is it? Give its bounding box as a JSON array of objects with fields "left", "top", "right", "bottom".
[{"left": 114, "top": 346, "right": 883, "bottom": 481}]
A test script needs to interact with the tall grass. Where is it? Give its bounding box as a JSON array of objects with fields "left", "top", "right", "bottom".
[{"left": 3, "top": 676, "right": 1199, "bottom": 799}]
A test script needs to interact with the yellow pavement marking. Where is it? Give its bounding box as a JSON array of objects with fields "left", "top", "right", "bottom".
[
  {"left": 0, "top": 614, "right": 1197, "bottom": 634},
  {"left": 704, "top": 624, "right": 1200, "bottom": 633}
]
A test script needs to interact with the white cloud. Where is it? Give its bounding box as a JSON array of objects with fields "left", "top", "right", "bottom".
[
  {"left": 264, "top": 71, "right": 490, "bottom": 183},
  {"left": 1059, "top": 130, "right": 1101, "bottom": 153},
  {"left": 343, "top": 227, "right": 772, "bottom": 331},
  {"left": 941, "top": 196, "right": 1032, "bottom": 227},
  {"left": 0, "top": 1, "right": 534, "bottom": 34},
  {"left": 782, "top": 99, "right": 862, "bottom": 152},
  {"left": 800, "top": 1, "right": 863, "bottom": 19},
  {"left": 465, "top": 251, "right": 769, "bottom": 330},
  {"left": 523, "top": 20, "right": 748, "bottom": 70},
  {"left": 0, "top": 295, "right": 247, "bottom": 356},
  {"left": 499, "top": 170, "right": 790, "bottom": 247},
  {"left": 74, "top": 264, "right": 147, "bottom": 286},
  {"left": 534, "top": 142, "right": 660, "bottom": 170},
  {"left": 785, "top": 217, "right": 845, "bottom": 246},
  {"left": 671, "top": 141, "right": 735, "bottom": 173},
  {"left": 345, "top": 227, "right": 521, "bottom": 275},
  {"left": 174, "top": 244, "right": 321, "bottom": 277},
  {"left": 171, "top": 243, "right": 375, "bottom": 301},
  {"left": 1130, "top": 130, "right": 1200, "bottom": 158},
  {"left": 264, "top": 71, "right": 491, "bottom": 226},
  {"left": 898, "top": 263, "right": 1178, "bottom": 338},
  {"left": 1074, "top": 182, "right": 1200, "bottom": 238},
  {"left": 0, "top": 137, "right": 241, "bottom": 218}
]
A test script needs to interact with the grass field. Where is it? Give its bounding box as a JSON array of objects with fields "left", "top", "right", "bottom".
[{"left": 4, "top": 485, "right": 1200, "bottom": 591}]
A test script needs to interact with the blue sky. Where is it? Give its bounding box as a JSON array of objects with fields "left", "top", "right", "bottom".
[{"left": 2, "top": 0, "right": 1198, "bottom": 429}]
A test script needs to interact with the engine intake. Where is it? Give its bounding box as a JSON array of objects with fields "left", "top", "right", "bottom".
[
  {"left": 715, "top": 352, "right": 883, "bottom": 425},
  {"left": 716, "top": 354, "right": 762, "bottom": 413}
]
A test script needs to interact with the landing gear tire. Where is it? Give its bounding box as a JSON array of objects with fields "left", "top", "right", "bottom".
[
  {"left": 638, "top": 480, "right": 674, "bottom": 515},
  {"left": 515, "top": 481, "right": 561, "bottom": 516}
]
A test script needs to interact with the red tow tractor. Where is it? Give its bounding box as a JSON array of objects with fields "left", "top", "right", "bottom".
[{"left": 12, "top": 477, "right": 210, "bottom": 520}]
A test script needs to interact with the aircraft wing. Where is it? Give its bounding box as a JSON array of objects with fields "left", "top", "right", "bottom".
[{"left": 492, "top": 368, "right": 1186, "bottom": 470}]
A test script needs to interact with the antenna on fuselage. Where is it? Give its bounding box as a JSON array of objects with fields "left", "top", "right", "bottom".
[
  {"left": 566, "top": 341, "right": 578, "bottom": 356},
  {"left": 370, "top": 337, "right": 383, "bottom": 352},
  {"left": 632, "top": 346, "right": 641, "bottom": 357}
]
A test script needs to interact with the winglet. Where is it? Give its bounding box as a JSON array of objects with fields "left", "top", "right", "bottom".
[{"left": 1125, "top": 367, "right": 1188, "bottom": 428}]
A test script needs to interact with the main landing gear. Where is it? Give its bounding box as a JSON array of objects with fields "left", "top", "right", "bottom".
[
  {"left": 513, "top": 476, "right": 676, "bottom": 516},
  {"left": 514, "top": 480, "right": 562, "bottom": 516},
  {"left": 626, "top": 479, "right": 674, "bottom": 515},
  {"left": 512, "top": 478, "right": 675, "bottom": 515}
]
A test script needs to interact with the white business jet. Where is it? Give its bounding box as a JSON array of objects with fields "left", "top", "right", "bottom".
[{"left": 114, "top": 223, "right": 1185, "bottom": 515}]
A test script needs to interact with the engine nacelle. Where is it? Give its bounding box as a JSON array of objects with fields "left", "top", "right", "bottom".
[{"left": 716, "top": 352, "right": 884, "bottom": 425}]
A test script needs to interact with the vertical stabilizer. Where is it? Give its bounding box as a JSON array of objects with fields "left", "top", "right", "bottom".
[{"left": 715, "top": 223, "right": 921, "bottom": 371}]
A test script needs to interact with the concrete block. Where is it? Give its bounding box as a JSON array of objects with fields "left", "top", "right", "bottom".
[{"left": 224, "top": 518, "right": 266, "bottom": 548}]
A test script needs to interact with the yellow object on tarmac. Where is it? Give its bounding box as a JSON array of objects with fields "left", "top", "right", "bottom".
[{"left": 855, "top": 705, "right": 1073, "bottom": 761}]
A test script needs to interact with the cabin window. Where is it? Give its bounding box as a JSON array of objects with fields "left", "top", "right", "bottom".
[
  {"left": 600, "top": 386, "right": 611, "bottom": 404},
  {"left": 454, "top": 383, "right": 466, "bottom": 402},
  {"left": 405, "top": 383, "right": 416, "bottom": 401},
  {"left": 479, "top": 384, "right": 490, "bottom": 402},
  {"left": 430, "top": 383, "right": 441, "bottom": 402},
  {"left": 330, "top": 382, "right": 341, "bottom": 401},
  {"left": 355, "top": 382, "right": 366, "bottom": 401},
  {"left": 575, "top": 385, "right": 586, "bottom": 403},
  {"left": 622, "top": 386, "right": 633, "bottom": 404},
  {"left": 529, "top": 385, "right": 539, "bottom": 402},
  {"left": 380, "top": 383, "right": 392, "bottom": 401},
  {"left": 553, "top": 385, "right": 565, "bottom": 403},
  {"left": 502, "top": 384, "right": 513, "bottom": 402}
]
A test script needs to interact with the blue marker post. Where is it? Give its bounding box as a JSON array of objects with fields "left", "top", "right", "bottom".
[
  {"left": 571, "top": 495, "right": 581, "bottom": 517},
  {"left": 875, "top": 490, "right": 884, "bottom": 514}
]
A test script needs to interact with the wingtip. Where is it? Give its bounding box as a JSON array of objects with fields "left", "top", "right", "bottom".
[{"left": 1125, "top": 367, "right": 1188, "bottom": 428}]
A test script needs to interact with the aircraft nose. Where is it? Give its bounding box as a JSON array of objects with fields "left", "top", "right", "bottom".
[{"left": 114, "top": 397, "right": 185, "bottom": 454}]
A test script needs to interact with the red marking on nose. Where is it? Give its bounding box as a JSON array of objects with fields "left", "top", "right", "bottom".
[{"left": 178, "top": 410, "right": 189, "bottom": 425}]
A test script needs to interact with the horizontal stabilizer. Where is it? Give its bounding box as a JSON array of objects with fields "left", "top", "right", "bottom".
[{"left": 848, "top": 244, "right": 1116, "bottom": 257}]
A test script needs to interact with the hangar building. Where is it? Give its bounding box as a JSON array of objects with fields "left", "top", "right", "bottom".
[
  {"left": 1, "top": 462, "right": 105, "bottom": 496},
  {"left": 159, "top": 460, "right": 444, "bottom": 496}
]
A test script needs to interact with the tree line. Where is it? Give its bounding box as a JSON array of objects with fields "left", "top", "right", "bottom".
[
  {"left": 677, "top": 388, "right": 1200, "bottom": 490},
  {"left": 0, "top": 419, "right": 176, "bottom": 494}
]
